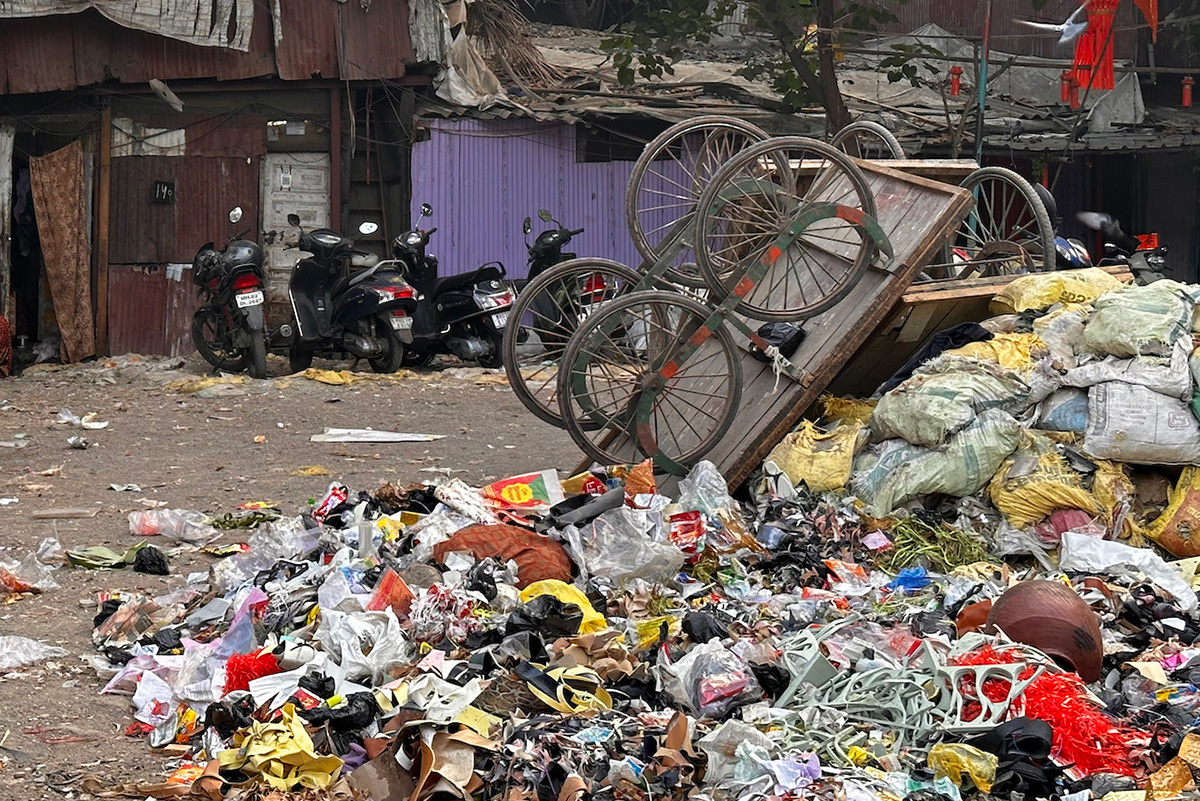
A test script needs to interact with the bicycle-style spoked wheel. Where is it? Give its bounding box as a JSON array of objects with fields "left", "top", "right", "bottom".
[
  {"left": 626, "top": 116, "right": 770, "bottom": 288},
  {"left": 830, "top": 120, "right": 906, "bottom": 159},
  {"left": 558, "top": 291, "right": 741, "bottom": 474},
  {"left": 503, "top": 259, "right": 644, "bottom": 427},
  {"left": 695, "top": 136, "right": 880, "bottom": 322},
  {"left": 920, "top": 167, "right": 1055, "bottom": 280}
]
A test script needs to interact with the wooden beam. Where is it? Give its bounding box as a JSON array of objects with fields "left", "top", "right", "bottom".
[{"left": 95, "top": 104, "right": 111, "bottom": 356}]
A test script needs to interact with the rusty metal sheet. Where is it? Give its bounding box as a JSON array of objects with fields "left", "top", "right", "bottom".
[
  {"left": 336, "top": 0, "right": 413, "bottom": 81},
  {"left": 106, "top": 264, "right": 169, "bottom": 355},
  {"left": 164, "top": 266, "right": 200, "bottom": 357},
  {"left": 276, "top": 0, "right": 340, "bottom": 81},
  {"left": 175, "top": 156, "right": 261, "bottom": 264},
  {"left": 0, "top": 16, "right": 77, "bottom": 93},
  {"left": 109, "top": 157, "right": 178, "bottom": 265}
]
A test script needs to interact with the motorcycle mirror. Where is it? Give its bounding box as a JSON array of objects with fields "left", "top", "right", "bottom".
[
  {"left": 287, "top": 213, "right": 301, "bottom": 227},
  {"left": 229, "top": 206, "right": 243, "bottom": 224},
  {"left": 523, "top": 217, "right": 532, "bottom": 235},
  {"left": 1160, "top": 244, "right": 1170, "bottom": 255},
  {"left": 420, "top": 203, "right": 433, "bottom": 217},
  {"left": 358, "top": 221, "right": 379, "bottom": 236},
  {"left": 537, "top": 209, "right": 553, "bottom": 222}
]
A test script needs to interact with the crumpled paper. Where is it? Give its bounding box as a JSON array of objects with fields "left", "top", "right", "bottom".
[{"left": 218, "top": 703, "right": 343, "bottom": 791}]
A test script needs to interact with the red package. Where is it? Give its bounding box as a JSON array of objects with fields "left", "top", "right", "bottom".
[
  {"left": 366, "top": 568, "right": 416, "bottom": 620},
  {"left": 668, "top": 511, "right": 705, "bottom": 554}
]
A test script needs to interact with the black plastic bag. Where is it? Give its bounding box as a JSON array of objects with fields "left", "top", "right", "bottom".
[
  {"left": 505, "top": 595, "right": 583, "bottom": 638},
  {"left": 749, "top": 323, "right": 805, "bottom": 363},
  {"left": 133, "top": 545, "right": 169, "bottom": 576}
]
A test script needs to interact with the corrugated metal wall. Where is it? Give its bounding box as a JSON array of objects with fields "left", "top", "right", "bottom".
[{"left": 409, "top": 118, "right": 643, "bottom": 281}]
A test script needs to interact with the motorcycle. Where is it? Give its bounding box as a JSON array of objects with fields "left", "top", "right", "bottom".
[
  {"left": 191, "top": 206, "right": 270, "bottom": 379},
  {"left": 284, "top": 215, "right": 418, "bottom": 374},
  {"left": 391, "top": 203, "right": 515, "bottom": 368},
  {"left": 525, "top": 208, "right": 583, "bottom": 282},
  {"left": 1077, "top": 211, "right": 1168, "bottom": 285},
  {"left": 519, "top": 210, "right": 606, "bottom": 350}
]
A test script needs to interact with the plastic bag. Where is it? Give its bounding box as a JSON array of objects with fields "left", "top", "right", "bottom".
[
  {"left": 858, "top": 410, "right": 1022, "bottom": 516},
  {"left": 677, "top": 460, "right": 736, "bottom": 515},
  {"left": 1063, "top": 338, "right": 1192, "bottom": 400},
  {"left": 944, "top": 333, "right": 1047, "bottom": 372},
  {"left": 699, "top": 721, "right": 774, "bottom": 784},
  {"left": 1036, "top": 388, "right": 1089, "bottom": 433},
  {"left": 990, "top": 268, "right": 1122, "bottom": 314},
  {"left": 1060, "top": 531, "right": 1198, "bottom": 611},
  {"left": 820, "top": 395, "right": 876, "bottom": 425},
  {"left": 519, "top": 579, "right": 608, "bottom": 634},
  {"left": 987, "top": 432, "right": 1098, "bottom": 528},
  {"left": 871, "top": 356, "right": 1028, "bottom": 447},
  {"left": 315, "top": 608, "right": 411, "bottom": 685},
  {"left": 1093, "top": 461, "right": 1141, "bottom": 541},
  {"left": 583, "top": 506, "right": 685, "bottom": 583},
  {"left": 657, "top": 640, "right": 763, "bottom": 717},
  {"left": 1032, "top": 305, "right": 1089, "bottom": 369},
  {"left": 0, "top": 635, "right": 67, "bottom": 670},
  {"left": 927, "top": 743, "right": 997, "bottom": 792},
  {"left": 765, "top": 420, "right": 862, "bottom": 492},
  {"left": 128, "top": 509, "right": 219, "bottom": 544},
  {"left": 1083, "top": 280, "right": 1196, "bottom": 358},
  {"left": 505, "top": 595, "right": 584, "bottom": 637},
  {"left": 212, "top": 518, "right": 319, "bottom": 593},
  {"left": 1083, "top": 382, "right": 1200, "bottom": 465},
  {"left": 1146, "top": 467, "right": 1200, "bottom": 557}
]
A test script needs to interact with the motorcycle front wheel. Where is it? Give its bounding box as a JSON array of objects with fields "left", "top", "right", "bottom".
[
  {"left": 368, "top": 315, "right": 405, "bottom": 373},
  {"left": 192, "top": 305, "right": 248, "bottom": 372}
]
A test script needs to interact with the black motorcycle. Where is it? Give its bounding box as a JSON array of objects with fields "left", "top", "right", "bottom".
[
  {"left": 525, "top": 209, "right": 583, "bottom": 282},
  {"left": 285, "top": 215, "right": 418, "bottom": 373},
  {"left": 391, "top": 203, "right": 515, "bottom": 368},
  {"left": 1077, "top": 211, "right": 1168, "bottom": 284},
  {"left": 191, "top": 206, "right": 269, "bottom": 379}
]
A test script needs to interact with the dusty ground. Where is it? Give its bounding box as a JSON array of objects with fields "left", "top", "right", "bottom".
[{"left": 0, "top": 353, "right": 581, "bottom": 800}]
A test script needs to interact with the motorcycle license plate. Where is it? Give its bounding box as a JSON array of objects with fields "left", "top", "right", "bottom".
[
  {"left": 491, "top": 311, "right": 510, "bottom": 329},
  {"left": 389, "top": 315, "right": 414, "bottom": 330},
  {"left": 235, "top": 290, "right": 264, "bottom": 308}
]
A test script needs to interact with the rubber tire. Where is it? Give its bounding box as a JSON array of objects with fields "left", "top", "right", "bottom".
[
  {"left": 368, "top": 316, "right": 406, "bottom": 373},
  {"left": 288, "top": 343, "right": 314, "bottom": 373},
  {"left": 502, "top": 258, "right": 644, "bottom": 427},
  {"left": 694, "top": 136, "right": 877, "bottom": 321},
  {"left": 929, "top": 166, "right": 1056, "bottom": 279},
  {"left": 246, "top": 331, "right": 268, "bottom": 379},
  {"left": 830, "top": 120, "right": 905, "bottom": 159},
  {"left": 402, "top": 348, "right": 435, "bottom": 368},
  {"left": 625, "top": 115, "right": 770, "bottom": 288},
  {"left": 556, "top": 290, "right": 742, "bottom": 473},
  {"left": 192, "top": 306, "right": 247, "bottom": 372},
  {"left": 478, "top": 331, "right": 504, "bottom": 369}
]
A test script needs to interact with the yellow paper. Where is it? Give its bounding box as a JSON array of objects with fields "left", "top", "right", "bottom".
[
  {"left": 455, "top": 705, "right": 502, "bottom": 737},
  {"left": 218, "top": 704, "right": 343, "bottom": 791},
  {"left": 1128, "top": 661, "right": 1169, "bottom": 685}
]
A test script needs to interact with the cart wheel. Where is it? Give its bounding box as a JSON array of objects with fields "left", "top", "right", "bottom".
[
  {"left": 695, "top": 136, "right": 879, "bottom": 322},
  {"left": 920, "top": 166, "right": 1056, "bottom": 280},
  {"left": 557, "top": 290, "right": 741, "bottom": 474},
  {"left": 830, "top": 120, "right": 906, "bottom": 159},
  {"left": 626, "top": 116, "right": 770, "bottom": 288},
  {"left": 503, "top": 259, "right": 644, "bottom": 427}
]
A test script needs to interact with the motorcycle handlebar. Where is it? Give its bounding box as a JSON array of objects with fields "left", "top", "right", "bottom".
[
  {"left": 427, "top": 227, "right": 438, "bottom": 236},
  {"left": 567, "top": 227, "right": 585, "bottom": 237}
]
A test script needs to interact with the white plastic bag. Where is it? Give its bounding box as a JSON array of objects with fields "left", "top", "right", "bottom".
[
  {"left": 0, "top": 635, "right": 67, "bottom": 670},
  {"left": 584, "top": 506, "right": 685, "bottom": 583},
  {"left": 315, "top": 608, "right": 412, "bottom": 685},
  {"left": 677, "top": 460, "right": 736, "bottom": 515},
  {"left": 1060, "top": 531, "right": 1198, "bottom": 611},
  {"left": 656, "top": 640, "right": 763, "bottom": 718},
  {"left": 1082, "top": 280, "right": 1196, "bottom": 357}
]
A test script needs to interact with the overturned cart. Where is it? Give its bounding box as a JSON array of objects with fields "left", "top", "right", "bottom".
[{"left": 503, "top": 117, "right": 984, "bottom": 485}]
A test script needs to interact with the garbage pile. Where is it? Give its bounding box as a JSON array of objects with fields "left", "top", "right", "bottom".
[{"left": 77, "top": 268, "right": 1200, "bottom": 800}]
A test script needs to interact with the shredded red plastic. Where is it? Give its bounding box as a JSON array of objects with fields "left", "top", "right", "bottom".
[
  {"left": 952, "top": 646, "right": 1148, "bottom": 778},
  {"left": 222, "top": 651, "right": 281, "bottom": 695}
]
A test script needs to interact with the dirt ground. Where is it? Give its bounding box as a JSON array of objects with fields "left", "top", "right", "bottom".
[{"left": 0, "top": 352, "right": 581, "bottom": 800}]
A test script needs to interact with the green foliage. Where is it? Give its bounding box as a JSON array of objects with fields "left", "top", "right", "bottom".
[{"left": 880, "top": 42, "right": 944, "bottom": 85}]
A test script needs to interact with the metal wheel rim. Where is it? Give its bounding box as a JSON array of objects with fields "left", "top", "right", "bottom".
[
  {"left": 194, "top": 307, "right": 243, "bottom": 365},
  {"left": 626, "top": 116, "right": 770, "bottom": 288},
  {"left": 694, "top": 136, "right": 878, "bottom": 322},
  {"left": 830, "top": 120, "right": 906, "bottom": 159},
  {"left": 557, "top": 290, "right": 741, "bottom": 472},
  {"left": 502, "top": 259, "right": 644, "bottom": 427}
]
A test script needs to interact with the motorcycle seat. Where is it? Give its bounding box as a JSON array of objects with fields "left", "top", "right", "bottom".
[
  {"left": 432, "top": 265, "right": 503, "bottom": 297},
  {"left": 330, "top": 267, "right": 377, "bottom": 299}
]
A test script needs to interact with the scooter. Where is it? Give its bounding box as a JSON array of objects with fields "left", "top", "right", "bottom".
[
  {"left": 191, "top": 206, "right": 270, "bottom": 379},
  {"left": 284, "top": 215, "right": 418, "bottom": 374},
  {"left": 525, "top": 209, "right": 583, "bottom": 282},
  {"left": 1076, "top": 211, "right": 1168, "bottom": 284},
  {"left": 391, "top": 203, "right": 515, "bottom": 368}
]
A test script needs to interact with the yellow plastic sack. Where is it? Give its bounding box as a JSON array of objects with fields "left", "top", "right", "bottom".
[
  {"left": 987, "top": 432, "right": 1097, "bottom": 528},
  {"left": 928, "top": 743, "right": 997, "bottom": 793},
  {"left": 1147, "top": 467, "right": 1200, "bottom": 557},
  {"left": 765, "top": 420, "right": 863, "bottom": 492},
  {"left": 944, "top": 332, "right": 1047, "bottom": 371},
  {"left": 219, "top": 704, "right": 343, "bottom": 791},
  {"left": 990, "top": 267, "right": 1123, "bottom": 314},
  {"left": 820, "top": 395, "right": 877, "bottom": 426},
  {"left": 520, "top": 580, "right": 608, "bottom": 634}
]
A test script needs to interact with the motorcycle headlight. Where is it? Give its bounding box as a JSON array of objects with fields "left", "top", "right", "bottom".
[{"left": 404, "top": 232, "right": 422, "bottom": 246}]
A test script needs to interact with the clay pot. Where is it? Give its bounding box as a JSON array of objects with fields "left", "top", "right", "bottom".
[{"left": 986, "top": 580, "right": 1103, "bottom": 682}]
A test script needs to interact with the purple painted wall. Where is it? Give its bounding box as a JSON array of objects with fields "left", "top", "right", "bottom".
[{"left": 409, "top": 117, "right": 642, "bottom": 280}]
